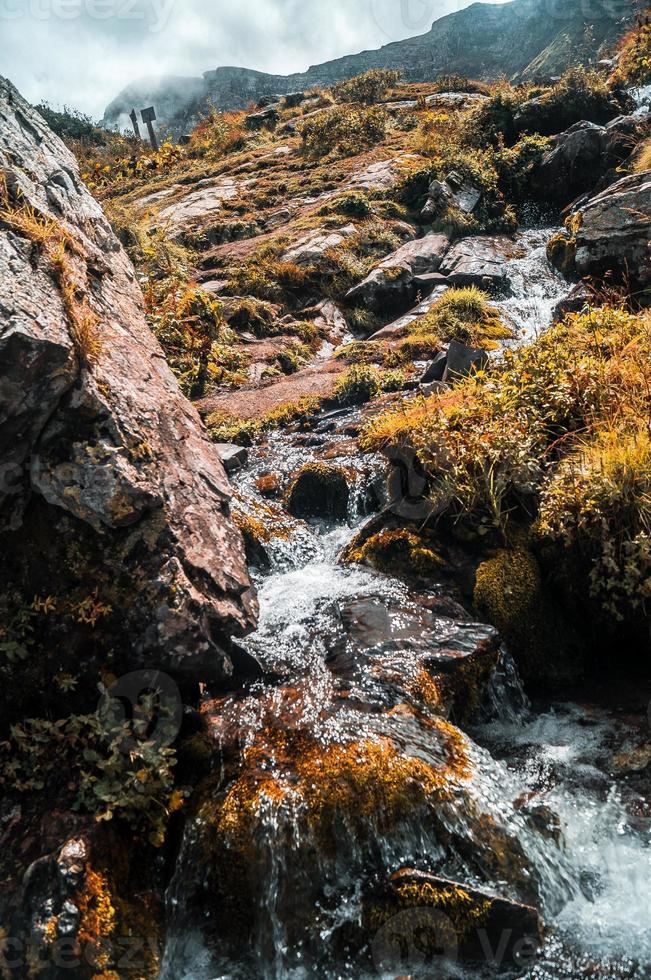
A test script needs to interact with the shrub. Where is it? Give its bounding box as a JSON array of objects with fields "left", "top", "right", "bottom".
[
  {"left": 332, "top": 69, "right": 401, "bottom": 105},
  {"left": 0, "top": 710, "right": 186, "bottom": 847},
  {"left": 36, "top": 102, "right": 106, "bottom": 145},
  {"left": 301, "top": 105, "right": 388, "bottom": 160},
  {"left": 189, "top": 106, "right": 248, "bottom": 160}
]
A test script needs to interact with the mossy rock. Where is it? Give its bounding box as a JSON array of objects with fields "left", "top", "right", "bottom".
[
  {"left": 286, "top": 463, "right": 350, "bottom": 521},
  {"left": 546, "top": 232, "right": 577, "bottom": 278},
  {"left": 344, "top": 528, "right": 446, "bottom": 581},
  {"left": 473, "top": 548, "right": 585, "bottom": 691}
]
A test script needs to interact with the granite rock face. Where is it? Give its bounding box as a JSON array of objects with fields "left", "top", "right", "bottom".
[{"left": 0, "top": 77, "right": 257, "bottom": 716}]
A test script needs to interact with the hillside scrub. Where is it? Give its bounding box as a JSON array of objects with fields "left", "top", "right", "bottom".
[
  {"left": 301, "top": 105, "right": 388, "bottom": 159},
  {"left": 361, "top": 305, "right": 651, "bottom": 630},
  {"left": 612, "top": 9, "right": 651, "bottom": 86},
  {"left": 332, "top": 69, "right": 402, "bottom": 105}
]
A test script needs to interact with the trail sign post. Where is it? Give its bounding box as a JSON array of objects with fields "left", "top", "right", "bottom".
[
  {"left": 129, "top": 108, "right": 141, "bottom": 140},
  {"left": 141, "top": 106, "right": 158, "bottom": 150}
]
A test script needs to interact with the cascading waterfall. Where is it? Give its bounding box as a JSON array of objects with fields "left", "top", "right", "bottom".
[{"left": 161, "top": 233, "right": 651, "bottom": 979}]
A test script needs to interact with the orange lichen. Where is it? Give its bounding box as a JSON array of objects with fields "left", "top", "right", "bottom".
[
  {"left": 75, "top": 868, "right": 116, "bottom": 968},
  {"left": 211, "top": 725, "right": 471, "bottom": 857}
]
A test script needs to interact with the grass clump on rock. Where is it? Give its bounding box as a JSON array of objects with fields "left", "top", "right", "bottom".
[
  {"left": 409, "top": 286, "right": 514, "bottom": 350},
  {"left": 333, "top": 365, "right": 405, "bottom": 406}
]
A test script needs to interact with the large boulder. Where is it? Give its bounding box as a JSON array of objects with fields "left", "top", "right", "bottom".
[
  {"left": 345, "top": 233, "right": 450, "bottom": 314},
  {"left": 574, "top": 170, "right": 651, "bottom": 287},
  {"left": 531, "top": 115, "right": 647, "bottom": 205},
  {"left": 439, "top": 235, "right": 515, "bottom": 293},
  {"left": 0, "top": 77, "right": 256, "bottom": 718}
]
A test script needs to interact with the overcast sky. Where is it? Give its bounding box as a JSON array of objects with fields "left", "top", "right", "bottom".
[{"left": 0, "top": 0, "right": 507, "bottom": 118}]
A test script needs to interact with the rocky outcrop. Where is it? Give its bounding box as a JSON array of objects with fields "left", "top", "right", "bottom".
[
  {"left": 439, "top": 236, "right": 515, "bottom": 293},
  {"left": 574, "top": 170, "right": 651, "bottom": 286},
  {"left": 531, "top": 115, "right": 648, "bottom": 205},
  {"left": 0, "top": 77, "right": 256, "bottom": 719},
  {"left": 103, "top": 0, "right": 637, "bottom": 136},
  {"left": 345, "top": 233, "right": 450, "bottom": 315},
  {"left": 369, "top": 868, "right": 543, "bottom": 974}
]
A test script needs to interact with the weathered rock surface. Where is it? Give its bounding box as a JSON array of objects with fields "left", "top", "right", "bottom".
[
  {"left": 422, "top": 171, "right": 482, "bottom": 223},
  {"left": 531, "top": 115, "right": 647, "bottom": 204},
  {"left": 282, "top": 223, "right": 357, "bottom": 265},
  {"left": 156, "top": 177, "right": 243, "bottom": 235},
  {"left": 0, "top": 77, "right": 256, "bottom": 716},
  {"left": 439, "top": 236, "right": 515, "bottom": 293},
  {"left": 574, "top": 170, "right": 651, "bottom": 286},
  {"left": 345, "top": 233, "right": 450, "bottom": 315}
]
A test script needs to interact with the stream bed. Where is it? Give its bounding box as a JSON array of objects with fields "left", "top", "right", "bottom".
[{"left": 162, "top": 231, "right": 651, "bottom": 978}]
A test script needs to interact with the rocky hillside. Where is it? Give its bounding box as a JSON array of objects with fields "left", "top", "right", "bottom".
[
  {"left": 1, "top": 10, "right": 650, "bottom": 974},
  {"left": 103, "top": 0, "right": 639, "bottom": 135}
]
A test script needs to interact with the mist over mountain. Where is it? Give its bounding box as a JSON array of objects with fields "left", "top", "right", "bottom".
[{"left": 103, "top": 0, "right": 637, "bottom": 135}]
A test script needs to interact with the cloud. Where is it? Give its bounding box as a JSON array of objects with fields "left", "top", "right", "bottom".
[{"left": 0, "top": 0, "right": 499, "bottom": 118}]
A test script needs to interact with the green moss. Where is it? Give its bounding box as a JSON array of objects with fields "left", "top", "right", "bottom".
[
  {"left": 474, "top": 548, "right": 584, "bottom": 688},
  {"left": 344, "top": 528, "right": 446, "bottom": 580},
  {"left": 546, "top": 232, "right": 577, "bottom": 278}
]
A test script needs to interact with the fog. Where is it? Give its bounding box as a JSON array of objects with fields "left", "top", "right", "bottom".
[{"left": 0, "top": 0, "right": 509, "bottom": 118}]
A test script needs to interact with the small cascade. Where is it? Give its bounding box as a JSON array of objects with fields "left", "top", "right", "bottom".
[{"left": 494, "top": 228, "right": 571, "bottom": 341}]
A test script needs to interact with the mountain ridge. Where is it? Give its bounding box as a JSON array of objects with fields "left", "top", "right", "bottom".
[{"left": 103, "top": 0, "right": 638, "bottom": 134}]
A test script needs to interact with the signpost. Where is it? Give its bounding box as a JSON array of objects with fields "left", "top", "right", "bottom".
[
  {"left": 129, "top": 108, "right": 141, "bottom": 140},
  {"left": 141, "top": 106, "right": 158, "bottom": 151}
]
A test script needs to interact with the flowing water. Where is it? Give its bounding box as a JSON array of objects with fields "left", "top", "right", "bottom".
[{"left": 161, "top": 234, "right": 651, "bottom": 978}]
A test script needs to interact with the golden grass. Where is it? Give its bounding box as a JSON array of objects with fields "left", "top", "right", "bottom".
[{"left": 0, "top": 176, "right": 102, "bottom": 366}]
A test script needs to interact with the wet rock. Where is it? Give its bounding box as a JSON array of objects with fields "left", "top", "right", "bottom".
[
  {"left": 0, "top": 77, "right": 255, "bottom": 715},
  {"left": 439, "top": 236, "right": 513, "bottom": 293},
  {"left": 369, "top": 868, "right": 543, "bottom": 975},
  {"left": 346, "top": 153, "right": 421, "bottom": 193},
  {"left": 574, "top": 170, "right": 651, "bottom": 287},
  {"left": 214, "top": 443, "right": 249, "bottom": 475},
  {"left": 553, "top": 282, "right": 591, "bottom": 321},
  {"left": 444, "top": 340, "right": 490, "bottom": 382},
  {"left": 286, "top": 462, "right": 350, "bottom": 521},
  {"left": 345, "top": 234, "right": 450, "bottom": 314}
]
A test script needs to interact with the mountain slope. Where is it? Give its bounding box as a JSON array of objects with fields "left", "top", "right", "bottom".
[{"left": 103, "top": 0, "right": 637, "bottom": 134}]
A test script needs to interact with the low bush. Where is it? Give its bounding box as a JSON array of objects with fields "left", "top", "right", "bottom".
[
  {"left": 301, "top": 105, "right": 388, "bottom": 160},
  {"left": 332, "top": 69, "right": 401, "bottom": 105}
]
